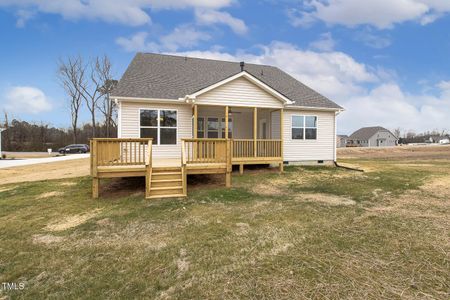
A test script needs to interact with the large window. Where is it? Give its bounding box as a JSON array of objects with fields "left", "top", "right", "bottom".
[
  {"left": 292, "top": 115, "right": 317, "bottom": 140},
  {"left": 140, "top": 109, "right": 177, "bottom": 145}
]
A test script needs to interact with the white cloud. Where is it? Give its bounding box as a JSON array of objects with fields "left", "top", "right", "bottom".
[
  {"left": 354, "top": 31, "right": 391, "bottom": 49},
  {"left": 116, "top": 25, "right": 210, "bottom": 52},
  {"left": 290, "top": 0, "right": 450, "bottom": 29},
  {"left": 0, "top": 0, "right": 234, "bottom": 26},
  {"left": 309, "top": 32, "right": 335, "bottom": 51},
  {"left": 195, "top": 9, "right": 248, "bottom": 35},
  {"left": 2, "top": 86, "right": 52, "bottom": 114},
  {"left": 15, "top": 9, "right": 35, "bottom": 27},
  {"left": 173, "top": 42, "right": 450, "bottom": 133}
]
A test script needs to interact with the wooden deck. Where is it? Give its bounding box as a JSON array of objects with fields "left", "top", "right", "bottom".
[{"left": 91, "top": 138, "right": 283, "bottom": 199}]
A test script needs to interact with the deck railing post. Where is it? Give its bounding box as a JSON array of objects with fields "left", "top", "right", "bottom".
[
  {"left": 253, "top": 107, "right": 257, "bottom": 157},
  {"left": 145, "top": 139, "right": 153, "bottom": 198},
  {"left": 280, "top": 108, "right": 284, "bottom": 173}
]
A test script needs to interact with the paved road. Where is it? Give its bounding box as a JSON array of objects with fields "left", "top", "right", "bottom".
[{"left": 0, "top": 154, "right": 90, "bottom": 169}]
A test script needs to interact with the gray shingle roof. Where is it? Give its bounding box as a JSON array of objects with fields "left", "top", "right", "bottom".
[
  {"left": 349, "top": 126, "right": 393, "bottom": 140},
  {"left": 111, "top": 53, "right": 342, "bottom": 109}
]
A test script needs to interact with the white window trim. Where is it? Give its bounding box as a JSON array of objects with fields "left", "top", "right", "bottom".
[
  {"left": 291, "top": 115, "right": 318, "bottom": 140},
  {"left": 139, "top": 108, "right": 178, "bottom": 145}
]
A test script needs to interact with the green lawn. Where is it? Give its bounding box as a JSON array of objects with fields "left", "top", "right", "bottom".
[{"left": 0, "top": 158, "right": 449, "bottom": 299}]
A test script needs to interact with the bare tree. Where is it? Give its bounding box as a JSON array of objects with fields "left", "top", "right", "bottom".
[
  {"left": 393, "top": 128, "right": 401, "bottom": 139},
  {"left": 57, "top": 56, "right": 85, "bottom": 143},
  {"left": 95, "top": 56, "right": 118, "bottom": 137}
]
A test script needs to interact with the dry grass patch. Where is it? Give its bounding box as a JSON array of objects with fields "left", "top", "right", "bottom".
[
  {"left": 46, "top": 208, "right": 102, "bottom": 231},
  {"left": 420, "top": 175, "right": 450, "bottom": 198},
  {"left": 36, "top": 191, "right": 65, "bottom": 199},
  {"left": 32, "top": 234, "right": 65, "bottom": 245},
  {"left": 296, "top": 193, "right": 356, "bottom": 206}
]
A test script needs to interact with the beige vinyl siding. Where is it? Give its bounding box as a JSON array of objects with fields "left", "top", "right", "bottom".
[
  {"left": 120, "top": 101, "right": 192, "bottom": 158},
  {"left": 283, "top": 109, "right": 336, "bottom": 162},
  {"left": 195, "top": 77, "right": 284, "bottom": 108}
]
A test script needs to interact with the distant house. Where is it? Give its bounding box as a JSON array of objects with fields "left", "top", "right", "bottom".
[
  {"left": 336, "top": 134, "right": 348, "bottom": 148},
  {"left": 348, "top": 126, "right": 397, "bottom": 147},
  {"left": 429, "top": 135, "right": 450, "bottom": 144},
  {"left": 439, "top": 137, "right": 450, "bottom": 144}
]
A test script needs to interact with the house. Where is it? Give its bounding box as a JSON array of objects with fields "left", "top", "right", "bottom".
[
  {"left": 348, "top": 126, "right": 397, "bottom": 147},
  {"left": 91, "top": 53, "right": 343, "bottom": 198},
  {"left": 428, "top": 135, "right": 450, "bottom": 144},
  {"left": 336, "top": 134, "right": 348, "bottom": 148},
  {"left": 439, "top": 137, "right": 450, "bottom": 144}
]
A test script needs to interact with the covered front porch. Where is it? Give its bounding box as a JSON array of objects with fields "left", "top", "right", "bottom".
[{"left": 192, "top": 104, "right": 284, "bottom": 172}]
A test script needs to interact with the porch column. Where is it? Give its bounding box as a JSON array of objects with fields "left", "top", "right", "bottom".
[
  {"left": 225, "top": 106, "right": 229, "bottom": 139},
  {"left": 279, "top": 108, "right": 284, "bottom": 173},
  {"left": 253, "top": 107, "right": 257, "bottom": 157},
  {"left": 193, "top": 104, "right": 198, "bottom": 138}
]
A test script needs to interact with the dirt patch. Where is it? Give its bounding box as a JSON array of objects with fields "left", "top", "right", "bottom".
[
  {"left": 296, "top": 193, "right": 356, "bottom": 206},
  {"left": 0, "top": 158, "right": 89, "bottom": 185},
  {"left": 46, "top": 209, "right": 102, "bottom": 232},
  {"left": 32, "top": 234, "right": 65, "bottom": 245},
  {"left": 100, "top": 177, "right": 145, "bottom": 198},
  {"left": 36, "top": 191, "right": 65, "bottom": 199}
]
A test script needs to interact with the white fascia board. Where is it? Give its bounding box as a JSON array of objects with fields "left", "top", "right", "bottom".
[
  {"left": 183, "top": 71, "right": 294, "bottom": 105},
  {"left": 285, "top": 105, "right": 344, "bottom": 112},
  {"left": 113, "top": 96, "right": 184, "bottom": 103}
]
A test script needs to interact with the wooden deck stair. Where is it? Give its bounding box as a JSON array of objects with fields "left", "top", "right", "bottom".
[{"left": 147, "top": 167, "right": 186, "bottom": 199}]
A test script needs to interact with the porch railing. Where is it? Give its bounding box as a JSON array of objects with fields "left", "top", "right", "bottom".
[
  {"left": 182, "top": 138, "right": 229, "bottom": 164},
  {"left": 232, "top": 139, "right": 282, "bottom": 159},
  {"left": 90, "top": 138, "right": 152, "bottom": 168}
]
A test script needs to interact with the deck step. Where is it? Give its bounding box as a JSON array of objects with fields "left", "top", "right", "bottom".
[
  {"left": 147, "top": 166, "right": 186, "bottom": 199},
  {"left": 151, "top": 172, "right": 182, "bottom": 180},
  {"left": 146, "top": 193, "right": 186, "bottom": 199},
  {"left": 150, "top": 186, "right": 183, "bottom": 191},
  {"left": 151, "top": 179, "right": 182, "bottom": 188},
  {"left": 152, "top": 167, "right": 182, "bottom": 173}
]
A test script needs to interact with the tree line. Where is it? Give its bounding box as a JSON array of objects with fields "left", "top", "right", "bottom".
[{"left": 1, "top": 55, "right": 118, "bottom": 152}]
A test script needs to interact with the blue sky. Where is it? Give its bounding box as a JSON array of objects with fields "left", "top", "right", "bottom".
[{"left": 0, "top": 0, "right": 449, "bottom": 135}]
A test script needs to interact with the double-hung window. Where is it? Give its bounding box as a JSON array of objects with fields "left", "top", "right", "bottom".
[
  {"left": 140, "top": 109, "right": 177, "bottom": 145},
  {"left": 292, "top": 115, "right": 317, "bottom": 140}
]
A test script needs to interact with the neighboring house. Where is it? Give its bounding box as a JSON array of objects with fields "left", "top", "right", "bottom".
[
  {"left": 439, "top": 137, "right": 450, "bottom": 144},
  {"left": 336, "top": 135, "right": 348, "bottom": 148},
  {"left": 91, "top": 53, "right": 343, "bottom": 198},
  {"left": 428, "top": 135, "right": 450, "bottom": 144},
  {"left": 348, "top": 126, "right": 397, "bottom": 147}
]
